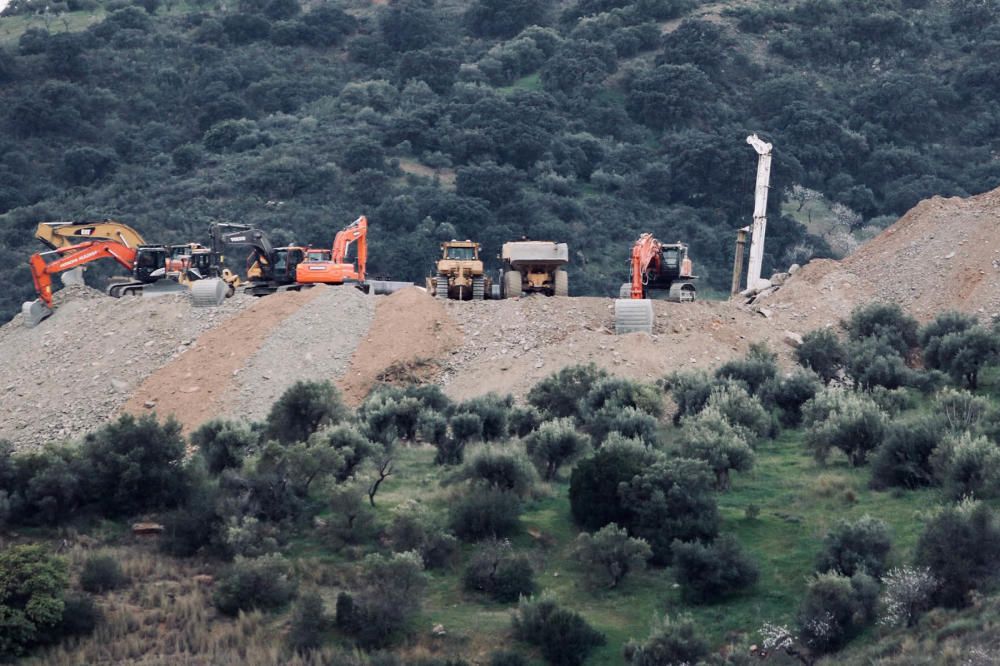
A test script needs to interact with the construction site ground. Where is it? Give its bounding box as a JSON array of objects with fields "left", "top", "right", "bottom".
[{"left": 3, "top": 186, "right": 999, "bottom": 452}]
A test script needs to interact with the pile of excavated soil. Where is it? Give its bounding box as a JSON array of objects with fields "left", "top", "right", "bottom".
[
  {"left": 439, "top": 295, "right": 797, "bottom": 401},
  {"left": 0, "top": 286, "right": 253, "bottom": 452},
  {"left": 338, "top": 287, "right": 462, "bottom": 405},
  {"left": 761, "top": 186, "right": 1000, "bottom": 330},
  {"left": 122, "top": 288, "right": 325, "bottom": 432},
  {"left": 226, "top": 286, "right": 375, "bottom": 422}
]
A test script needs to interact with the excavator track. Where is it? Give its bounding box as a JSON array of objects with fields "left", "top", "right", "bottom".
[
  {"left": 668, "top": 281, "right": 697, "bottom": 303},
  {"left": 614, "top": 299, "right": 654, "bottom": 335}
]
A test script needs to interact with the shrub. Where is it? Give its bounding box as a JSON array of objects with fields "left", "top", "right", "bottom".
[
  {"left": 879, "top": 566, "right": 937, "bottom": 628},
  {"left": 795, "top": 328, "right": 847, "bottom": 384},
  {"left": 192, "top": 419, "right": 257, "bottom": 474},
  {"left": 618, "top": 458, "right": 719, "bottom": 564},
  {"left": 8, "top": 444, "right": 85, "bottom": 526},
  {"left": 509, "top": 405, "right": 542, "bottom": 437},
  {"left": 815, "top": 515, "right": 892, "bottom": 579},
  {"left": 934, "top": 387, "right": 991, "bottom": 434},
  {"left": 796, "top": 571, "right": 879, "bottom": 654},
  {"left": 570, "top": 435, "right": 657, "bottom": 531},
  {"left": 934, "top": 432, "right": 1000, "bottom": 500},
  {"left": 845, "top": 336, "right": 917, "bottom": 390},
  {"left": 573, "top": 523, "right": 652, "bottom": 589},
  {"left": 327, "top": 484, "right": 377, "bottom": 546},
  {"left": 361, "top": 392, "right": 423, "bottom": 445},
  {"left": 671, "top": 536, "right": 759, "bottom": 603},
  {"left": 663, "top": 370, "right": 715, "bottom": 423},
  {"left": 704, "top": 383, "right": 770, "bottom": 442},
  {"left": 868, "top": 386, "right": 917, "bottom": 416},
  {"left": 920, "top": 310, "right": 978, "bottom": 373},
  {"left": 343, "top": 551, "right": 426, "bottom": 649},
  {"left": 715, "top": 343, "right": 778, "bottom": 394},
  {"left": 463, "top": 539, "right": 535, "bottom": 602},
  {"left": 450, "top": 412, "right": 484, "bottom": 446},
  {"left": 213, "top": 554, "right": 297, "bottom": 616},
  {"left": 265, "top": 381, "right": 348, "bottom": 444},
  {"left": 79, "top": 553, "right": 127, "bottom": 593},
  {"left": 490, "top": 652, "right": 528, "bottom": 666},
  {"left": 457, "top": 393, "right": 513, "bottom": 441},
  {"left": 386, "top": 502, "right": 458, "bottom": 570},
  {"left": 676, "top": 408, "right": 754, "bottom": 490},
  {"left": 525, "top": 418, "right": 590, "bottom": 480},
  {"left": 418, "top": 410, "right": 449, "bottom": 448},
  {"left": 624, "top": 614, "right": 709, "bottom": 666},
  {"left": 461, "top": 447, "right": 537, "bottom": 497},
  {"left": 596, "top": 406, "right": 661, "bottom": 446},
  {"left": 57, "top": 591, "right": 100, "bottom": 638},
  {"left": 870, "top": 416, "right": 942, "bottom": 489},
  {"left": 512, "top": 596, "right": 606, "bottom": 666},
  {"left": 931, "top": 326, "right": 1000, "bottom": 389},
  {"left": 81, "top": 413, "right": 190, "bottom": 517},
  {"left": 222, "top": 515, "right": 280, "bottom": 559},
  {"left": 313, "top": 425, "right": 379, "bottom": 481},
  {"left": 450, "top": 488, "right": 522, "bottom": 541},
  {"left": 0, "top": 545, "right": 70, "bottom": 659},
  {"left": 762, "top": 370, "right": 822, "bottom": 426},
  {"left": 844, "top": 302, "right": 919, "bottom": 356},
  {"left": 528, "top": 364, "right": 608, "bottom": 420},
  {"left": 581, "top": 377, "right": 662, "bottom": 441},
  {"left": 802, "top": 390, "right": 886, "bottom": 465},
  {"left": 287, "top": 590, "right": 327, "bottom": 653}
]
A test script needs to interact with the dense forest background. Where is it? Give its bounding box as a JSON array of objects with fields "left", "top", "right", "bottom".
[{"left": 1, "top": 0, "right": 999, "bottom": 317}]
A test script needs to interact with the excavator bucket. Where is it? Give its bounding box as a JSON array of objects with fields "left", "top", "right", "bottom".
[
  {"left": 190, "top": 278, "right": 228, "bottom": 307},
  {"left": 59, "top": 267, "right": 85, "bottom": 286},
  {"left": 614, "top": 299, "right": 654, "bottom": 335},
  {"left": 22, "top": 300, "right": 53, "bottom": 328}
]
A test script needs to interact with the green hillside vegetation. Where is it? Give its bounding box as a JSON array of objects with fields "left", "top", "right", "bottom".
[
  {"left": 4, "top": 302, "right": 1000, "bottom": 664},
  {"left": 1, "top": 0, "right": 1000, "bottom": 315}
]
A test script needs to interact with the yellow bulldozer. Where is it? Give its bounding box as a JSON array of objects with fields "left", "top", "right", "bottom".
[{"left": 426, "top": 240, "right": 491, "bottom": 300}]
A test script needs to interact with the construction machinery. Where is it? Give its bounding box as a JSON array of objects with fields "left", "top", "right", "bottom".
[
  {"left": 426, "top": 240, "right": 490, "bottom": 300},
  {"left": 296, "top": 216, "right": 367, "bottom": 287},
  {"left": 210, "top": 223, "right": 306, "bottom": 297},
  {"left": 34, "top": 220, "right": 148, "bottom": 286},
  {"left": 499, "top": 240, "right": 569, "bottom": 298},
  {"left": 22, "top": 241, "right": 178, "bottom": 327},
  {"left": 614, "top": 234, "right": 697, "bottom": 334}
]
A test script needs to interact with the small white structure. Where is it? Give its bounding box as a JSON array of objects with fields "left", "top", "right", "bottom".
[{"left": 745, "top": 134, "right": 773, "bottom": 292}]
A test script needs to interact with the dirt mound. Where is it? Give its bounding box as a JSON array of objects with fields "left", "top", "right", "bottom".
[
  {"left": 122, "top": 288, "right": 324, "bottom": 432},
  {"left": 0, "top": 287, "right": 253, "bottom": 452},
  {"left": 338, "top": 287, "right": 462, "bottom": 405}
]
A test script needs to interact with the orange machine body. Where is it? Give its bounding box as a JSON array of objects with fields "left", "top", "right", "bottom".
[
  {"left": 29, "top": 241, "right": 139, "bottom": 308},
  {"left": 295, "top": 216, "right": 368, "bottom": 285}
]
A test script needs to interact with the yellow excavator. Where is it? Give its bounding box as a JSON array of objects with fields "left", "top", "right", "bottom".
[{"left": 35, "top": 220, "right": 146, "bottom": 286}]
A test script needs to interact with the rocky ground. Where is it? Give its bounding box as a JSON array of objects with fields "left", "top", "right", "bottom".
[{"left": 4, "top": 186, "right": 999, "bottom": 451}]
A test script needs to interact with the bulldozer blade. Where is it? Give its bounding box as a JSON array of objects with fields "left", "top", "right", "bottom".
[
  {"left": 22, "top": 300, "right": 53, "bottom": 328},
  {"left": 614, "top": 299, "right": 654, "bottom": 335},
  {"left": 190, "top": 278, "right": 227, "bottom": 307},
  {"left": 141, "top": 281, "right": 188, "bottom": 298}
]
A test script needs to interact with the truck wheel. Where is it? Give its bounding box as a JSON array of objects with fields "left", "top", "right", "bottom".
[
  {"left": 472, "top": 277, "right": 485, "bottom": 300},
  {"left": 554, "top": 270, "right": 568, "bottom": 297},
  {"left": 435, "top": 273, "right": 450, "bottom": 299},
  {"left": 504, "top": 271, "right": 522, "bottom": 298}
]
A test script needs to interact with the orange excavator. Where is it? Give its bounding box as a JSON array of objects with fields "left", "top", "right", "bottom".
[
  {"left": 614, "top": 233, "right": 697, "bottom": 334},
  {"left": 23, "top": 241, "right": 174, "bottom": 327},
  {"left": 296, "top": 216, "right": 367, "bottom": 286}
]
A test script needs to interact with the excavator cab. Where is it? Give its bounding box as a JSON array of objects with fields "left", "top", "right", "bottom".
[{"left": 133, "top": 246, "right": 169, "bottom": 282}]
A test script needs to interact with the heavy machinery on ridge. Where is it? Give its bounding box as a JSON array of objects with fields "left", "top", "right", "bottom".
[
  {"left": 296, "top": 216, "right": 367, "bottom": 287},
  {"left": 614, "top": 234, "right": 697, "bottom": 334},
  {"left": 499, "top": 240, "right": 569, "bottom": 298},
  {"left": 210, "top": 223, "right": 306, "bottom": 297},
  {"left": 427, "top": 240, "right": 490, "bottom": 300}
]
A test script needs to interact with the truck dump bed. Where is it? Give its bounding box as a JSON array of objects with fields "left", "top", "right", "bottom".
[{"left": 502, "top": 241, "right": 569, "bottom": 268}]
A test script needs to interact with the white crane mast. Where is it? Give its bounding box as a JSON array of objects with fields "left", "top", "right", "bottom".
[{"left": 745, "top": 134, "right": 773, "bottom": 292}]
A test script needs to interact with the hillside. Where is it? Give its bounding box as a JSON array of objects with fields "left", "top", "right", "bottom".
[{"left": 2, "top": 0, "right": 1000, "bottom": 319}]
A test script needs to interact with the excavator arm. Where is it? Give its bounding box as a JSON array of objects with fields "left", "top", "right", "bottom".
[
  {"left": 29, "top": 241, "right": 138, "bottom": 308},
  {"left": 209, "top": 223, "right": 276, "bottom": 277},
  {"left": 628, "top": 233, "right": 662, "bottom": 299},
  {"left": 35, "top": 220, "right": 146, "bottom": 250},
  {"left": 331, "top": 215, "right": 367, "bottom": 281}
]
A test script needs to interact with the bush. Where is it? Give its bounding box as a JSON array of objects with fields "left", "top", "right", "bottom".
[
  {"left": 920, "top": 311, "right": 977, "bottom": 370},
  {"left": 265, "top": 381, "right": 349, "bottom": 444},
  {"left": 705, "top": 383, "right": 770, "bottom": 442},
  {"left": 845, "top": 336, "right": 918, "bottom": 390},
  {"left": 450, "top": 488, "right": 522, "bottom": 541},
  {"left": 930, "top": 326, "right": 1000, "bottom": 389},
  {"left": 313, "top": 425, "right": 380, "bottom": 482},
  {"left": 463, "top": 539, "right": 536, "bottom": 602},
  {"left": 386, "top": 502, "right": 458, "bottom": 570},
  {"left": 581, "top": 377, "right": 662, "bottom": 442},
  {"left": 879, "top": 566, "right": 937, "bottom": 628},
  {"left": 671, "top": 535, "right": 759, "bottom": 603},
  {"left": 81, "top": 413, "right": 190, "bottom": 517},
  {"left": 934, "top": 387, "right": 992, "bottom": 434},
  {"left": 676, "top": 408, "right": 754, "bottom": 490},
  {"left": 802, "top": 390, "right": 886, "bottom": 465},
  {"left": 512, "top": 596, "right": 606, "bottom": 666},
  {"left": 192, "top": 419, "right": 257, "bottom": 474},
  {"left": 815, "top": 515, "right": 892, "bottom": 579},
  {"left": 450, "top": 412, "right": 484, "bottom": 446},
  {"left": 461, "top": 447, "right": 537, "bottom": 497},
  {"left": 795, "top": 328, "right": 846, "bottom": 385},
  {"left": 528, "top": 364, "right": 608, "bottom": 420},
  {"left": 79, "top": 554, "right": 127, "bottom": 593},
  {"left": 213, "top": 554, "right": 297, "bottom": 616},
  {"left": 418, "top": 409, "right": 449, "bottom": 447},
  {"left": 796, "top": 571, "right": 879, "bottom": 654},
  {"left": 663, "top": 370, "right": 715, "bottom": 423},
  {"left": 490, "top": 652, "right": 529, "bottom": 666},
  {"left": 596, "top": 406, "right": 661, "bottom": 446},
  {"left": 57, "top": 591, "right": 100, "bottom": 638},
  {"left": 934, "top": 432, "right": 1000, "bottom": 500},
  {"left": 509, "top": 405, "right": 542, "bottom": 438},
  {"left": 525, "top": 418, "right": 590, "bottom": 480},
  {"left": 287, "top": 590, "right": 327, "bottom": 653},
  {"left": 715, "top": 343, "right": 778, "bottom": 394},
  {"left": 844, "top": 302, "right": 919, "bottom": 356},
  {"left": 342, "top": 552, "right": 426, "bottom": 649},
  {"left": 326, "top": 484, "right": 377, "bottom": 546},
  {"left": 570, "top": 435, "right": 657, "bottom": 531},
  {"left": 624, "top": 614, "right": 709, "bottom": 666},
  {"left": 573, "top": 523, "right": 652, "bottom": 588},
  {"left": 916, "top": 500, "right": 1000, "bottom": 608},
  {"left": 0, "top": 545, "right": 70, "bottom": 659},
  {"left": 870, "top": 416, "right": 943, "bottom": 490},
  {"left": 761, "top": 370, "right": 822, "bottom": 426},
  {"left": 7, "top": 444, "right": 85, "bottom": 526},
  {"left": 457, "top": 393, "right": 513, "bottom": 441}
]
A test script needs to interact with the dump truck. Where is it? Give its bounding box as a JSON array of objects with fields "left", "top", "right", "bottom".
[
  {"left": 500, "top": 240, "right": 569, "bottom": 298},
  {"left": 614, "top": 234, "right": 697, "bottom": 334},
  {"left": 426, "top": 240, "right": 490, "bottom": 300}
]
